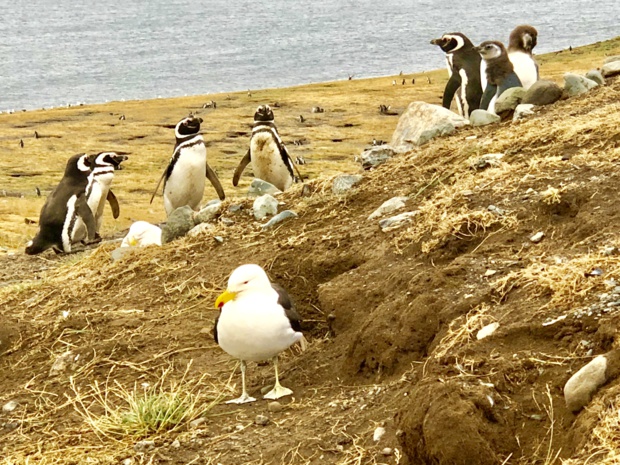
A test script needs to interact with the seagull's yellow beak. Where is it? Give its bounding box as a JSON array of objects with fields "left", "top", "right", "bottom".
[
  {"left": 215, "top": 289, "right": 237, "bottom": 309},
  {"left": 128, "top": 236, "right": 137, "bottom": 246}
]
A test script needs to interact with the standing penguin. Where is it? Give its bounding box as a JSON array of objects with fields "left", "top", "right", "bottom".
[
  {"left": 477, "top": 41, "right": 522, "bottom": 113},
  {"left": 25, "top": 154, "right": 98, "bottom": 255},
  {"left": 508, "top": 25, "right": 539, "bottom": 90},
  {"left": 151, "top": 114, "right": 225, "bottom": 217},
  {"left": 233, "top": 105, "right": 300, "bottom": 192},
  {"left": 430, "top": 33, "right": 483, "bottom": 118}
]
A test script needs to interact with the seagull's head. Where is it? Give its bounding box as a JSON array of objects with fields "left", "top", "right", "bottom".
[{"left": 215, "top": 264, "right": 271, "bottom": 309}]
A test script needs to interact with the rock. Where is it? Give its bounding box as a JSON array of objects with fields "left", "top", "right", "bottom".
[
  {"left": 187, "top": 223, "right": 215, "bottom": 238},
  {"left": 248, "top": 179, "right": 281, "bottom": 197},
  {"left": 564, "top": 355, "right": 608, "bottom": 412},
  {"left": 161, "top": 206, "right": 196, "bottom": 244},
  {"left": 262, "top": 210, "right": 298, "bottom": 229},
  {"left": 390, "top": 101, "right": 469, "bottom": 151},
  {"left": 564, "top": 73, "right": 599, "bottom": 97},
  {"left": 368, "top": 196, "right": 408, "bottom": 220},
  {"left": 171, "top": 439, "right": 181, "bottom": 448},
  {"left": 585, "top": 70, "right": 605, "bottom": 86},
  {"left": 111, "top": 246, "right": 138, "bottom": 262},
  {"left": 530, "top": 231, "right": 545, "bottom": 243},
  {"left": 255, "top": 414, "right": 269, "bottom": 426},
  {"left": 379, "top": 212, "right": 418, "bottom": 232},
  {"left": 121, "top": 221, "right": 162, "bottom": 248},
  {"left": 604, "top": 55, "right": 620, "bottom": 65},
  {"left": 50, "top": 351, "right": 76, "bottom": 376},
  {"left": 190, "top": 417, "right": 207, "bottom": 429},
  {"left": 373, "top": 426, "right": 386, "bottom": 442},
  {"left": 253, "top": 194, "right": 279, "bottom": 220},
  {"left": 381, "top": 448, "right": 393, "bottom": 456},
  {"left": 476, "top": 323, "right": 500, "bottom": 340},
  {"left": 134, "top": 440, "right": 155, "bottom": 453},
  {"left": 121, "top": 459, "right": 132, "bottom": 465},
  {"left": 2, "top": 400, "right": 18, "bottom": 413},
  {"left": 513, "top": 104, "right": 536, "bottom": 122},
  {"left": 470, "top": 153, "right": 504, "bottom": 171},
  {"left": 601, "top": 60, "right": 620, "bottom": 78},
  {"left": 214, "top": 236, "right": 224, "bottom": 243},
  {"left": 3, "top": 421, "right": 20, "bottom": 431},
  {"left": 220, "top": 217, "right": 235, "bottom": 227},
  {"left": 522, "top": 80, "right": 563, "bottom": 106},
  {"left": 332, "top": 175, "right": 363, "bottom": 195},
  {"left": 494, "top": 87, "right": 526, "bottom": 114},
  {"left": 228, "top": 204, "right": 243, "bottom": 213},
  {"left": 194, "top": 201, "right": 221, "bottom": 224},
  {"left": 359, "top": 145, "right": 395, "bottom": 170},
  {"left": 469, "top": 109, "right": 500, "bottom": 127},
  {"left": 268, "top": 401, "right": 284, "bottom": 413}
]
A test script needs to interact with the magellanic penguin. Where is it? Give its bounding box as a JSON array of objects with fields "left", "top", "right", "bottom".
[
  {"left": 232, "top": 105, "right": 302, "bottom": 192},
  {"left": 430, "top": 33, "right": 483, "bottom": 118},
  {"left": 508, "top": 25, "right": 539, "bottom": 90},
  {"left": 150, "top": 114, "right": 225, "bottom": 217},
  {"left": 477, "top": 41, "right": 523, "bottom": 114},
  {"left": 214, "top": 264, "right": 304, "bottom": 404},
  {"left": 25, "top": 154, "right": 98, "bottom": 255}
]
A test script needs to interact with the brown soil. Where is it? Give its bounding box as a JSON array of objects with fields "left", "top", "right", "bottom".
[{"left": 2, "top": 77, "right": 620, "bottom": 464}]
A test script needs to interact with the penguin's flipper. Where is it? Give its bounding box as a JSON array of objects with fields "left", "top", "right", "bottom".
[
  {"left": 279, "top": 144, "right": 304, "bottom": 182},
  {"left": 76, "top": 195, "right": 97, "bottom": 242},
  {"left": 480, "top": 84, "right": 497, "bottom": 111},
  {"left": 498, "top": 73, "right": 522, "bottom": 96},
  {"left": 232, "top": 149, "right": 251, "bottom": 186},
  {"left": 443, "top": 73, "right": 462, "bottom": 109},
  {"left": 107, "top": 190, "right": 120, "bottom": 219},
  {"left": 150, "top": 167, "right": 168, "bottom": 204},
  {"left": 206, "top": 163, "right": 226, "bottom": 200}
]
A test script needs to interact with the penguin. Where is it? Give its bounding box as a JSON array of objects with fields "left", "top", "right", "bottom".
[
  {"left": 151, "top": 114, "right": 225, "bottom": 217},
  {"left": 477, "top": 41, "right": 522, "bottom": 114},
  {"left": 508, "top": 25, "right": 539, "bottom": 90},
  {"left": 232, "top": 105, "right": 300, "bottom": 192},
  {"left": 430, "top": 32, "right": 483, "bottom": 118},
  {"left": 25, "top": 154, "right": 98, "bottom": 255}
]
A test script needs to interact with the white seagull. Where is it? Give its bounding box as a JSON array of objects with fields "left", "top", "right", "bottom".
[{"left": 214, "top": 264, "right": 304, "bottom": 404}]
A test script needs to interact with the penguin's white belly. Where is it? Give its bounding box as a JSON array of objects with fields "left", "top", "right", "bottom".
[
  {"left": 251, "top": 134, "right": 292, "bottom": 192},
  {"left": 164, "top": 145, "right": 207, "bottom": 216},
  {"left": 89, "top": 177, "right": 112, "bottom": 231},
  {"left": 217, "top": 295, "right": 302, "bottom": 362},
  {"left": 509, "top": 52, "right": 537, "bottom": 90},
  {"left": 480, "top": 60, "right": 488, "bottom": 93}
]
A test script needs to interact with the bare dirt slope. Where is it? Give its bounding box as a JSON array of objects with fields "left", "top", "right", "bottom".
[{"left": 2, "top": 61, "right": 620, "bottom": 464}]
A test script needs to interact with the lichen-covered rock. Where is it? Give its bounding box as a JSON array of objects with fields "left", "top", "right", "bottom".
[
  {"left": 161, "top": 206, "right": 196, "bottom": 244},
  {"left": 332, "top": 175, "right": 363, "bottom": 195},
  {"left": 601, "top": 61, "right": 620, "bottom": 78},
  {"left": 390, "top": 102, "right": 469, "bottom": 151},
  {"left": 194, "top": 201, "right": 222, "bottom": 224},
  {"left": 564, "top": 73, "right": 599, "bottom": 97},
  {"left": 522, "top": 80, "right": 563, "bottom": 106},
  {"left": 585, "top": 70, "right": 605, "bottom": 86},
  {"left": 359, "top": 145, "right": 395, "bottom": 170},
  {"left": 253, "top": 194, "right": 279, "bottom": 220},
  {"left": 469, "top": 109, "right": 501, "bottom": 127},
  {"left": 494, "top": 87, "right": 526, "bottom": 114}
]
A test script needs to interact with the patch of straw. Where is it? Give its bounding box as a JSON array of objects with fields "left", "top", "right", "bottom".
[{"left": 433, "top": 303, "right": 495, "bottom": 359}]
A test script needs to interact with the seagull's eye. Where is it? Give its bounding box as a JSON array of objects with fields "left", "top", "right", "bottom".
[{"left": 243, "top": 280, "right": 249, "bottom": 285}]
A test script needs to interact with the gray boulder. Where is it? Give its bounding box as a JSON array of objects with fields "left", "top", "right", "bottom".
[
  {"left": 585, "top": 70, "right": 605, "bottom": 86},
  {"left": 248, "top": 179, "right": 281, "bottom": 197},
  {"left": 332, "top": 175, "right": 362, "bottom": 195},
  {"left": 494, "top": 87, "right": 526, "bottom": 114},
  {"left": 603, "top": 55, "right": 620, "bottom": 65},
  {"left": 194, "top": 201, "right": 222, "bottom": 224},
  {"left": 161, "top": 206, "right": 196, "bottom": 244},
  {"left": 469, "top": 109, "right": 500, "bottom": 127},
  {"left": 359, "top": 145, "right": 395, "bottom": 170},
  {"left": 253, "top": 194, "right": 279, "bottom": 220},
  {"left": 368, "top": 196, "right": 408, "bottom": 220},
  {"left": 564, "top": 350, "right": 620, "bottom": 412},
  {"left": 522, "top": 80, "right": 563, "bottom": 106},
  {"left": 262, "top": 210, "right": 298, "bottom": 229},
  {"left": 390, "top": 102, "right": 469, "bottom": 151},
  {"left": 601, "top": 61, "right": 620, "bottom": 78},
  {"left": 564, "top": 73, "right": 599, "bottom": 97}
]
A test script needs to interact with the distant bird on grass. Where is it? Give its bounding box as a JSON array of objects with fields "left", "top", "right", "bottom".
[{"left": 214, "top": 264, "right": 304, "bottom": 404}]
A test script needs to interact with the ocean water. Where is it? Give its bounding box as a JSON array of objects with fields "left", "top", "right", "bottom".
[{"left": 1, "top": 0, "right": 618, "bottom": 111}]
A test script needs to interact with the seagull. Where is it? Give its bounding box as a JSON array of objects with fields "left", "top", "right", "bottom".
[
  {"left": 121, "top": 221, "right": 162, "bottom": 247},
  {"left": 214, "top": 264, "right": 304, "bottom": 404}
]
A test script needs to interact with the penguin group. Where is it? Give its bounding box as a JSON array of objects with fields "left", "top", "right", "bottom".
[{"left": 431, "top": 25, "right": 539, "bottom": 116}]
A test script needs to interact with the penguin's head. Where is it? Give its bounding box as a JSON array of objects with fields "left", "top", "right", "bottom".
[
  {"left": 63, "top": 153, "right": 92, "bottom": 178},
  {"left": 430, "top": 33, "right": 468, "bottom": 53},
  {"left": 509, "top": 25, "right": 538, "bottom": 53},
  {"left": 477, "top": 41, "right": 505, "bottom": 60},
  {"left": 93, "top": 152, "right": 129, "bottom": 170},
  {"left": 175, "top": 115, "right": 203, "bottom": 138},
  {"left": 254, "top": 105, "right": 274, "bottom": 123}
]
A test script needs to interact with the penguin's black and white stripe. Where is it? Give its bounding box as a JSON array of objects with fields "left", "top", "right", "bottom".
[
  {"left": 477, "top": 41, "right": 523, "bottom": 114},
  {"left": 430, "top": 32, "right": 483, "bottom": 118},
  {"left": 151, "top": 115, "right": 225, "bottom": 217},
  {"left": 26, "top": 154, "right": 97, "bottom": 255},
  {"left": 214, "top": 264, "right": 304, "bottom": 404},
  {"left": 508, "top": 25, "right": 539, "bottom": 90},
  {"left": 232, "top": 105, "right": 299, "bottom": 192}
]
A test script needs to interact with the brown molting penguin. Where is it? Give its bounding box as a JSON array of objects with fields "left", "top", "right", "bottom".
[
  {"left": 507, "top": 25, "right": 539, "bottom": 90},
  {"left": 477, "top": 40, "right": 522, "bottom": 113}
]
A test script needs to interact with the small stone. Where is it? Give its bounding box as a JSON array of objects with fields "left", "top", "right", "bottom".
[
  {"left": 171, "top": 439, "right": 181, "bottom": 448},
  {"left": 484, "top": 270, "right": 497, "bottom": 277},
  {"left": 603, "top": 246, "right": 619, "bottom": 256},
  {"left": 530, "top": 231, "right": 545, "bottom": 243},
  {"left": 161, "top": 206, "right": 196, "bottom": 244},
  {"left": 373, "top": 426, "right": 386, "bottom": 442},
  {"left": 220, "top": 217, "right": 235, "bottom": 226},
  {"left": 476, "top": 322, "right": 500, "bottom": 340},
  {"left": 2, "top": 400, "right": 18, "bottom": 413},
  {"left": 379, "top": 211, "right": 418, "bottom": 231},
  {"left": 601, "top": 61, "right": 620, "bottom": 78},
  {"left": 359, "top": 145, "right": 395, "bottom": 170},
  {"left": 585, "top": 70, "right": 605, "bottom": 86},
  {"left": 50, "top": 351, "right": 76, "bottom": 376},
  {"left": 262, "top": 210, "right": 298, "bottom": 229},
  {"left": 190, "top": 417, "right": 207, "bottom": 429},
  {"left": 228, "top": 204, "right": 243, "bottom": 213},
  {"left": 368, "top": 196, "right": 408, "bottom": 220},
  {"left": 134, "top": 440, "right": 155, "bottom": 453},
  {"left": 214, "top": 236, "right": 224, "bottom": 243},
  {"left": 513, "top": 104, "right": 535, "bottom": 122},
  {"left": 255, "top": 414, "right": 269, "bottom": 426},
  {"left": 248, "top": 179, "right": 281, "bottom": 197},
  {"left": 564, "top": 355, "right": 608, "bottom": 412},
  {"left": 564, "top": 73, "right": 598, "bottom": 97},
  {"left": 494, "top": 87, "right": 526, "bottom": 114},
  {"left": 469, "top": 109, "right": 501, "bottom": 126},
  {"left": 253, "top": 194, "right": 279, "bottom": 220},
  {"left": 267, "top": 401, "right": 284, "bottom": 413},
  {"left": 194, "top": 202, "right": 222, "bottom": 224},
  {"left": 3, "top": 421, "right": 20, "bottom": 431},
  {"left": 522, "top": 80, "right": 563, "bottom": 106},
  {"left": 487, "top": 205, "right": 504, "bottom": 216},
  {"left": 381, "top": 448, "right": 393, "bottom": 456},
  {"left": 470, "top": 153, "right": 504, "bottom": 171},
  {"left": 187, "top": 223, "right": 215, "bottom": 238},
  {"left": 332, "top": 175, "right": 363, "bottom": 195},
  {"left": 121, "top": 459, "right": 133, "bottom": 465}
]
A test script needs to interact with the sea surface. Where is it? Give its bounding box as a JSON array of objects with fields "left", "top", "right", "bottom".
[{"left": 1, "top": 0, "right": 618, "bottom": 111}]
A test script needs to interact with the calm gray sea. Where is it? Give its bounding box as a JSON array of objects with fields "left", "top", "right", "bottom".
[{"left": 1, "top": 0, "right": 618, "bottom": 110}]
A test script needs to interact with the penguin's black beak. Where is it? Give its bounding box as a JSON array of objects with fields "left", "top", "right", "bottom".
[{"left": 430, "top": 38, "right": 439, "bottom": 45}]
